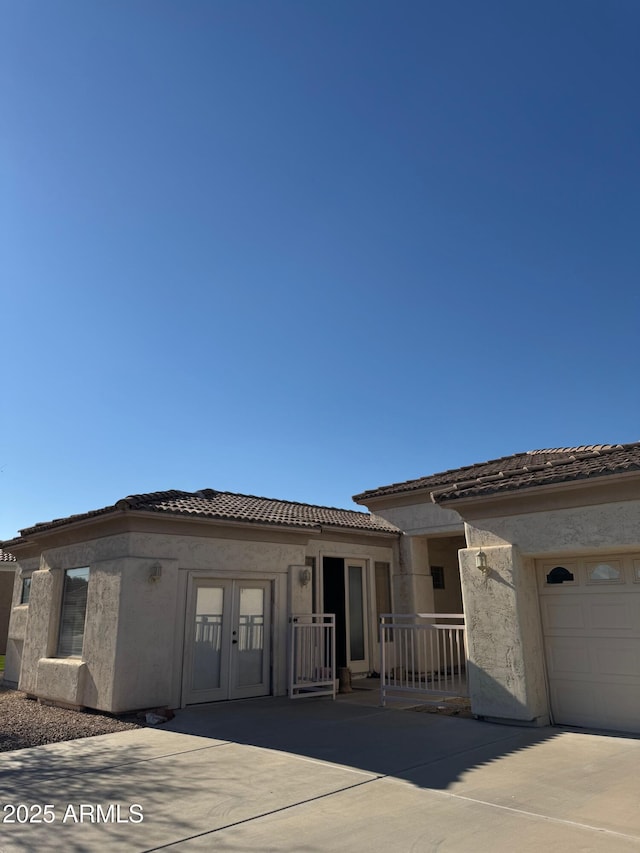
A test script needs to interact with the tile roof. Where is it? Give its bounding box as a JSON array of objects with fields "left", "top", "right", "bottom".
[
  {"left": 0, "top": 549, "right": 15, "bottom": 562},
  {"left": 11, "top": 489, "right": 400, "bottom": 539},
  {"left": 354, "top": 443, "right": 640, "bottom": 504}
]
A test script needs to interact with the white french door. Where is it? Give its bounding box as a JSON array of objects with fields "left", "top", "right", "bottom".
[{"left": 184, "top": 578, "right": 271, "bottom": 704}]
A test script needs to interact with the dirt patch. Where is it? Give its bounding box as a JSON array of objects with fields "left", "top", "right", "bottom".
[
  {"left": 408, "top": 697, "right": 474, "bottom": 718},
  {"left": 0, "top": 686, "right": 143, "bottom": 753}
]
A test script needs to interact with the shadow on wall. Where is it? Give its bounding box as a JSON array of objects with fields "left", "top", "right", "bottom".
[{"left": 466, "top": 659, "right": 547, "bottom": 725}]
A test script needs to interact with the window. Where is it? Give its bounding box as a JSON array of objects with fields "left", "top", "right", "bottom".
[
  {"left": 546, "top": 566, "right": 574, "bottom": 585},
  {"left": 20, "top": 576, "right": 31, "bottom": 605},
  {"left": 57, "top": 568, "right": 90, "bottom": 657},
  {"left": 587, "top": 562, "right": 622, "bottom": 583},
  {"left": 431, "top": 566, "right": 445, "bottom": 590}
]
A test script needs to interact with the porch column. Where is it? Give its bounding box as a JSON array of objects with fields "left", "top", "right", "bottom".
[
  {"left": 459, "top": 537, "right": 548, "bottom": 725},
  {"left": 395, "top": 535, "right": 435, "bottom": 614}
]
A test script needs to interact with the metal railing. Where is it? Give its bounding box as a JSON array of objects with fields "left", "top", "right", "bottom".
[
  {"left": 195, "top": 614, "right": 222, "bottom": 647},
  {"left": 195, "top": 614, "right": 264, "bottom": 651},
  {"left": 380, "top": 613, "right": 467, "bottom": 706},
  {"left": 289, "top": 614, "right": 336, "bottom": 699}
]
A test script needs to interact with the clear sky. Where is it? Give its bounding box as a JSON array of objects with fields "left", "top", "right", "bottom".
[{"left": 2, "top": 0, "right": 640, "bottom": 540}]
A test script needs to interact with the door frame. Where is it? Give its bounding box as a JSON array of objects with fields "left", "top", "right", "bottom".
[
  {"left": 320, "top": 556, "right": 372, "bottom": 675},
  {"left": 182, "top": 575, "right": 273, "bottom": 706}
]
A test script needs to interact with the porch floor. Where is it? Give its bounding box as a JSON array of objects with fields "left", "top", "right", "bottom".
[{"left": 337, "top": 676, "right": 471, "bottom": 712}]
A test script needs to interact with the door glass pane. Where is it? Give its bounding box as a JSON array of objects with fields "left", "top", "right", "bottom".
[
  {"left": 237, "top": 587, "right": 264, "bottom": 687},
  {"left": 348, "top": 565, "right": 365, "bottom": 661},
  {"left": 193, "top": 586, "right": 223, "bottom": 691}
]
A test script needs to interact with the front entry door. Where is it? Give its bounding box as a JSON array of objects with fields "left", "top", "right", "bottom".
[
  {"left": 185, "top": 579, "right": 271, "bottom": 705},
  {"left": 322, "top": 558, "right": 370, "bottom": 675}
]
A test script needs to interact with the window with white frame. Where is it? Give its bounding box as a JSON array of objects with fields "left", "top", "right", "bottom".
[{"left": 57, "top": 567, "right": 90, "bottom": 657}]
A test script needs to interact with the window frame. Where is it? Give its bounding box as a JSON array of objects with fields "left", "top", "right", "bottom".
[
  {"left": 20, "top": 575, "right": 32, "bottom": 605},
  {"left": 57, "top": 567, "right": 90, "bottom": 658}
]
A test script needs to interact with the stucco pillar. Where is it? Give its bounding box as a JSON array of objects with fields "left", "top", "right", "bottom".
[
  {"left": 18, "top": 568, "right": 60, "bottom": 696},
  {"left": 395, "top": 535, "right": 435, "bottom": 614},
  {"left": 459, "top": 540, "right": 549, "bottom": 725}
]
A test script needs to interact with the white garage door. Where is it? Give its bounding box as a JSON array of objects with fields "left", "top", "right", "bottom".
[{"left": 538, "top": 555, "right": 640, "bottom": 734}]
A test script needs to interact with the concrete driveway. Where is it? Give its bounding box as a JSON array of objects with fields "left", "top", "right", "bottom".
[{"left": 0, "top": 696, "right": 639, "bottom": 852}]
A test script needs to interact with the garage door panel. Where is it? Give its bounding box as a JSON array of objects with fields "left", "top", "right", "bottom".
[
  {"left": 589, "top": 599, "right": 638, "bottom": 632},
  {"left": 540, "top": 600, "right": 584, "bottom": 631},
  {"left": 554, "top": 685, "right": 640, "bottom": 733},
  {"left": 546, "top": 638, "right": 590, "bottom": 675},
  {"left": 550, "top": 681, "right": 597, "bottom": 726},
  {"left": 592, "top": 641, "right": 640, "bottom": 677},
  {"left": 539, "top": 554, "right": 640, "bottom": 734}
]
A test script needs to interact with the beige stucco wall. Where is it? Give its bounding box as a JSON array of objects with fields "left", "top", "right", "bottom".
[
  {"left": 464, "top": 498, "right": 640, "bottom": 555},
  {"left": 4, "top": 557, "right": 39, "bottom": 687},
  {"left": 0, "top": 568, "right": 16, "bottom": 655},
  {"left": 428, "top": 536, "right": 465, "bottom": 614},
  {"left": 12, "top": 536, "right": 130, "bottom": 708},
  {"left": 357, "top": 501, "right": 465, "bottom": 617},
  {"left": 7, "top": 525, "right": 396, "bottom": 712},
  {"left": 125, "top": 530, "right": 306, "bottom": 711},
  {"left": 398, "top": 535, "right": 434, "bottom": 614},
  {"left": 369, "top": 500, "right": 464, "bottom": 537},
  {"left": 459, "top": 495, "right": 640, "bottom": 724},
  {"left": 459, "top": 544, "right": 548, "bottom": 724}
]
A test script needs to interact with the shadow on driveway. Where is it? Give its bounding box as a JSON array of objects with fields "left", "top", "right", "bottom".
[{"left": 164, "top": 695, "right": 559, "bottom": 790}]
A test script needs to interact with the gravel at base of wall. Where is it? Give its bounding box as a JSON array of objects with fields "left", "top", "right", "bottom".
[{"left": 0, "top": 686, "right": 143, "bottom": 753}]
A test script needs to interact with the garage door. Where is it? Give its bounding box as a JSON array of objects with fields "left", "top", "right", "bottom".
[{"left": 538, "top": 555, "right": 640, "bottom": 734}]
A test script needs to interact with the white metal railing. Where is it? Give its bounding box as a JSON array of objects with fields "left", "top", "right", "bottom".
[
  {"left": 289, "top": 614, "right": 336, "bottom": 699},
  {"left": 380, "top": 613, "right": 467, "bottom": 706},
  {"left": 195, "top": 613, "right": 263, "bottom": 651},
  {"left": 195, "top": 614, "right": 222, "bottom": 646}
]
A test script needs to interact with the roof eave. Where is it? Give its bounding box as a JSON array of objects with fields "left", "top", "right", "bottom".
[
  {"left": 318, "top": 524, "right": 400, "bottom": 539},
  {"left": 3, "top": 506, "right": 398, "bottom": 547},
  {"left": 353, "top": 485, "right": 436, "bottom": 509},
  {"left": 432, "top": 468, "right": 640, "bottom": 512}
]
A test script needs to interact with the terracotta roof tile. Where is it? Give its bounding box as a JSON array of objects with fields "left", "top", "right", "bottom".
[
  {"left": 354, "top": 443, "right": 640, "bottom": 503},
  {"left": 0, "top": 549, "right": 16, "bottom": 562},
  {"left": 10, "top": 489, "right": 399, "bottom": 540}
]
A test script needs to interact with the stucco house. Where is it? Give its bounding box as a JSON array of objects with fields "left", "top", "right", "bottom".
[
  {"left": 2, "top": 490, "right": 400, "bottom": 712},
  {"left": 3, "top": 441, "right": 639, "bottom": 736},
  {"left": 354, "top": 442, "right": 640, "bottom": 735}
]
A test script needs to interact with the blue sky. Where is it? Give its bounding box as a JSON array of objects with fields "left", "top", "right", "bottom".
[{"left": 2, "top": 0, "right": 640, "bottom": 540}]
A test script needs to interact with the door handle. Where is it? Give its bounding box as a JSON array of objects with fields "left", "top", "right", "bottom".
[{"left": 232, "top": 639, "right": 238, "bottom": 644}]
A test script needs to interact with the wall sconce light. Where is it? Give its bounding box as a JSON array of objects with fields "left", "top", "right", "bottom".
[
  {"left": 475, "top": 550, "right": 489, "bottom": 574},
  {"left": 148, "top": 562, "right": 162, "bottom": 583},
  {"left": 299, "top": 567, "right": 312, "bottom": 587}
]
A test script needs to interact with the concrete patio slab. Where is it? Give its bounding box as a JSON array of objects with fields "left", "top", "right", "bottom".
[{"left": 0, "top": 697, "right": 638, "bottom": 852}]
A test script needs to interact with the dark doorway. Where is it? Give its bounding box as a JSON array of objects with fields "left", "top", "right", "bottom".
[{"left": 322, "top": 557, "right": 347, "bottom": 668}]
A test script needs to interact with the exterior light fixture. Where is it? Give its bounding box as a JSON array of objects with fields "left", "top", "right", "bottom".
[
  {"left": 475, "top": 550, "right": 489, "bottom": 574},
  {"left": 149, "top": 562, "right": 162, "bottom": 583},
  {"left": 299, "top": 567, "right": 312, "bottom": 587}
]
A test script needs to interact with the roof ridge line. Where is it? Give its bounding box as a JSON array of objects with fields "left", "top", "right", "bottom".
[{"left": 196, "top": 488, "right": 372, "bottom": 516}]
